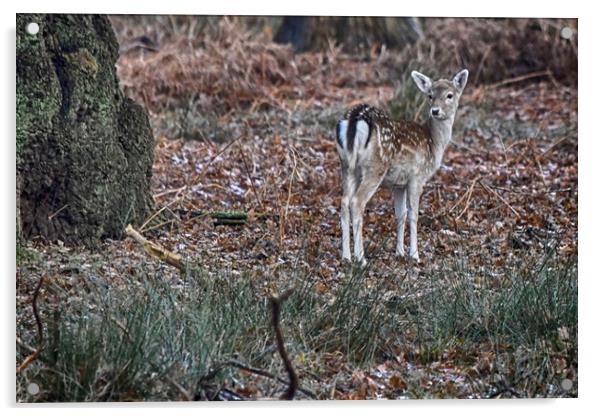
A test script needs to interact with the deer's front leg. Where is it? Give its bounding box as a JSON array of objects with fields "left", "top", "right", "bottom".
[
  {"left": 393, "top": 186, "right": 407, "bottom": 257},
  {"left": 407, "top": 181, "right": 423, "bottom": 261}
]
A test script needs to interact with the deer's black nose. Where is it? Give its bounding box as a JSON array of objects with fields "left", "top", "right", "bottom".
[{"left": 431, "top": 108, "right": 440, "bottom": 116}]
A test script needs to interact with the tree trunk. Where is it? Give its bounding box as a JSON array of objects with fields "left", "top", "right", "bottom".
[
  {"left": 274, "top": 16, "right": 423, "bottom": 53},
  {"left": 16, "top": 14, "right": 155, "bottom": 247}
]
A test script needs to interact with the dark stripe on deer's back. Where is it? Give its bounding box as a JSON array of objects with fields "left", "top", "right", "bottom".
[
  {"left": 336, "top": 121, "right": 344, "bottom": 148},
  {"left": 346, "top": 120, "right": 356, "bottom": 152}
]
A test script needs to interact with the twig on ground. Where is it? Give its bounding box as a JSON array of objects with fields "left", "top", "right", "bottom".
[
  {"left": 541, "top": 136, "right": 570, "bottom": 157},
  {"left": 545, "top": 68, "right": 562, "bottom": 90},
  {"left": 269, "top": 288, "right": 299, "bottom": 400},
  {"left": 153, "top": 185, "right": 187, "bottom": 200},
  {"left": 480, "top": 181, "right": 521, "bottom": 218},
  {"left": 94, "top": 360, "right": 133, "bottom": 401},
  {"left": 16, "top": 336, "right": 37, "bottom": 354},
  {"left": 125, "top": 224, "right": 185, "bottom": 271},
  {"left": 150, "top": 134, "right": 247, "bottom": 217},
  {"left": 226, "top": 359, "right": 316, "bottom": 399},
  {"left": 204, "top": 134, "right": 245, "bottom": 168},
  {"left": 456, "top": 177, "right": 479, "bottom": 220},
  {"left": 140, "top": 218, "right": 178, "bottom": 233},
  {"left": 47, "top": 204, "right": 69, "bottom": 221},
  {"left": 16, "top": 276, "right": 45, "bottom": 375},
  {"left": 165, "top": 375, "right": 194, "bottom": 401},
  {"left": 497, "top": 134, "right": 509, "bottom": 165},
  {"left": 32, "top": 276, "right": 44, "bottom": 344},
  {"left": 195, "top": 288, "right": 307, "bottom": 400},
  {"left": 139, "top": 204, "right": 183, "bottom": 233},
  {"left": 526, "top": 138, "right": 549, "bottom": 189},
  {"left": 139, "top": 205, "right": 169, "bottom": 232},
  {"left": 280, "top": 148, "right": 298, "bottom": 247},
  {"left": 16, "top": 350, "right": 41, "bottom": 375},
  {"left": 109, "top": 317, "right": 131, "bottom": 342},
  {"left": 238, "top": 145, "right": 265, "bottom": 211}
]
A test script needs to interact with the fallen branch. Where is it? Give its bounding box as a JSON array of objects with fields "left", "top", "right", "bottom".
[
  {"left": 16, "top": 276, "right": 45, "bottom": 375},
  {"left": 238, "top": 145, "right": 265, "bottom": 211},
  {"left": 455, "top": 177, "right": 479, "bottom": 220},
  {"left": 226, "top": 359, "right": 316, "bottom": 399},
  {"left": 48, "top": 204, "right": 69, "bottom": 221},
  {"left": 279, "top": 148, "right": 298, "bottom": 247},
  {"left": 16, "top": 349, "right": 41, "bottom": 375},
  {"left": 486, "top": 70, "right": 551, "bottom": 89},
  {"left": 125, "top": 224, "right": 184, "bottom": 271},
  {"left": 480, "top": 181, "right": 521, "bottom": 218},
  {"left": 194, "top": 287, "right": 308, "bottom": 400},
  {"left": 16, "top": 336, "right": 37, "bottom": 354},
  {"left": 32, "top": 276, "right": 44, "bottom": 344},
  {"left": 269, "top": 288, "right": 298, "bottom": 400},
  {"left": 139, "top": 204, "right": 170, "bottom": 232},
  {"left": 165, "top": 375, "right": 194, "bottom": 401},
  {"left": 190, "top": 133, "right": 246, "bottom": 185},
  {"left": 153, "top": 185, "right": 187, "bottom": 200}
]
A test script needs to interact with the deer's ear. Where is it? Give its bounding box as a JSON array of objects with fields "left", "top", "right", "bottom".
[
  {"left": 411, "top": 71, "right": 432, "bottom": 94},
  {"left": 453, "top": 69, "right": 469, "bottom": 93}
]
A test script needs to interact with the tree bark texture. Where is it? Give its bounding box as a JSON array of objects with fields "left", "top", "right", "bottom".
[{"left": 17, "top": 14, "right": 154, "bottom": 246}]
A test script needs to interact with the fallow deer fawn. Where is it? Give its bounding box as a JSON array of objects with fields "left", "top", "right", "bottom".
[{"left": 336, "top": 69, "right": 469, "bottom": 263}]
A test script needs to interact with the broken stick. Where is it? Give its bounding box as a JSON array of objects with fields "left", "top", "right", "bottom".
[
  {"left": 125, "top": 224, "right": 185, "bottom": 271},
  {"left": 269, "top": 288, "right": 298, "bottom": 400},
  {"left": 16, "top": 276, "right": 45, "bottom": 375}
]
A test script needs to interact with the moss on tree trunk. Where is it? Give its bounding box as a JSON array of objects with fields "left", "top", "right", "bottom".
[{"left": 16, "top": 14, "right": 154, "bottom": 246}]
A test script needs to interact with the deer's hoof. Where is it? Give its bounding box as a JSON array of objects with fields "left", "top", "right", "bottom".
[{"left": 355, "top": 257, "right": 367, "bottom": 268}]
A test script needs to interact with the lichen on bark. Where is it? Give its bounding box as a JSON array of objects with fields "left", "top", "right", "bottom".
[{"left": 16, "top": 14, "right": 154, "bottom": 246}]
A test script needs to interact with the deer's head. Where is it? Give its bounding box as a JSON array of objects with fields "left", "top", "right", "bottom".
[{"left": 411, "top": 69, "right": 469, "bottom": 121}]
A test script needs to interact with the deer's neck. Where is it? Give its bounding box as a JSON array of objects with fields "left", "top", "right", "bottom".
[{"left": 428, "top": 116, "right": 454, "bottom": 169}]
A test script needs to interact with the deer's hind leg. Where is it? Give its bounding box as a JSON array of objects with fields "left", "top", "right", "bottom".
[
  {"left": 350, "top": 166, "right": 386, "bottom": 263},
  {"left": 340, "top": 167, "right": 354, "bottom": 261}
]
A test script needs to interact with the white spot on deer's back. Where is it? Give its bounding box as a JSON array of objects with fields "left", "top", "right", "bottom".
[{"left": 354, "top": 120, "right": 370, "bottom": 148}]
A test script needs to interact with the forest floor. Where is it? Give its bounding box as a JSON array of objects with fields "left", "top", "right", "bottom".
[{"left": 16, "top": 18, "right": 577, "bottom": 401}]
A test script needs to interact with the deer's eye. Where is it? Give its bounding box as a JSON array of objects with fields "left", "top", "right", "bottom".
[
  {"left": 447, "top": 93, "right": 453, "bottom": 99},
  {"left": 428, "top": 94, "right": 433, "bottom": 100}
]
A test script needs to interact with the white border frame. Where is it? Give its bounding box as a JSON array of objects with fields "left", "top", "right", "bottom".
[{"left": 3, "top": 2, "right": 596, "bottom": 415}]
